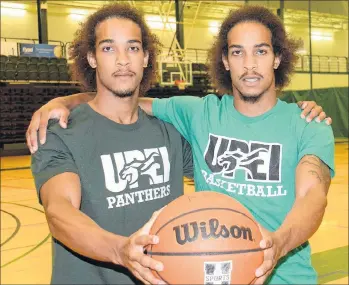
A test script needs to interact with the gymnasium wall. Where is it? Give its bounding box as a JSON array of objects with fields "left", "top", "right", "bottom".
[{"left": 1, "top": 3, "right": 348, "bottom": 57}]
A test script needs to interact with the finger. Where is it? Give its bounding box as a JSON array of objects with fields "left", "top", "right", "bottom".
[
  {"left": 255, "top": 259, "right": 274, "bottom": 278},
  {"left": 300, "top": 101, "right": 315, "bottom": 119},
  {"left": 38, "top": 112, "right": 50, "bottom": 145},
  {"left": 59, "top": 110, "right": 69, "bottom": 128},
  {"left": 315, "top": 111, "right": 326, "bottom": 123},
  {"left": 137, "top": 252, "right": 163, "bottom": 272},
  {"left": 133, "top": 261, "right": 163, "bottom": 285},
  {"left": 131, "top": 268, "right": 150, "bottom": 285},
  {"left": 307, "top": 106, "right": 323, "bottom": 122},
  {"left": 134, "top": 234, "right": 159, "bottom": 247},
  {"left": 260, "top": 237, "right": 273, "bottom": 249},
  {"left": 27, "top": 112, "right": 42, "bottom": 152},
  {"left": 296, "top": 101, "right": 304, "bottom": 108},
  {"left": 253, "top": 272, "right": 272, "bottom": 285},
  {"left": 26, "top": 132, "right": 34, "bottom": 154},
  {"left": 326, "top": 117, "right": 332, "bottom": 125}
]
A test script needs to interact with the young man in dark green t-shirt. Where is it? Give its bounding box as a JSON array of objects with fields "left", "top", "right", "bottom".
[{"left": 30, "top": 4, "right": 192, "bottom": 285}]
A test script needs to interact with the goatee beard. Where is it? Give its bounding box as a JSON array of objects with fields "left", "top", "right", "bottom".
[
  {"left": 238, "top": 92, "right": 264, "bottom": 103},
  {"left": 111, "top": 89, "right": 134, "bottom": 98}
]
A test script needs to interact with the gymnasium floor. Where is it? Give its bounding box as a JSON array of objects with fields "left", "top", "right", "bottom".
[{"left": 1, "top": 142, "right": 348, "bottom": 284}]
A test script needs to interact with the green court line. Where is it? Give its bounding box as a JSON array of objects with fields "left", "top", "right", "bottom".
[
  {"left": 0, "top": 202, "right": 51, "bottom": 268},
  {"left": 1, "top": 234, "right": 51, "bottom": 268},
  {"left": 0, "top": 210, "right": 21, "bottom": 247},
  {"left": 312, "top": 245, "right": 348, "bottom": 284}
]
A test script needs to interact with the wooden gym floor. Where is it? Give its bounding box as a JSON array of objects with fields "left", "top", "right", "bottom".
[{"left": 1, "top": 142, "right": 348, "bottom": 284}]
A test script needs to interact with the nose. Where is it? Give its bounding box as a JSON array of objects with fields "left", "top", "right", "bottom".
[
  {"left": 243, "top": 54, "right": 257, "bottom": 71},
  {"left": 115, "top": 50, "right": 130, "bottom": 66}
]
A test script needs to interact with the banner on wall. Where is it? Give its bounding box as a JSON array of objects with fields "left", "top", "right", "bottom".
[{"left": 18, "top": 43, "right": 62, "bottom": 58}]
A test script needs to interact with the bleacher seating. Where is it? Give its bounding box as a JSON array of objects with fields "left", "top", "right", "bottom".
[
  {"left": 0, "top": 55, "right": 71, "bottom": 82},
  {"left": 0, "top": 83, "right": 82, "bottom": 145}
]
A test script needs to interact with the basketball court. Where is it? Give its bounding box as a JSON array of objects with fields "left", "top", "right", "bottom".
[{"left": 1, "top": 142, "right": 348, "bottom": 284}]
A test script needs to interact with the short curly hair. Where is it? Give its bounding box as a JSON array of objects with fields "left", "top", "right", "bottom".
[
  {"left": 208, "top": 5, "right": 301, "bottom": 95},
  {"left": 69, "top": 3, "right": 161, "bottom": 95}
]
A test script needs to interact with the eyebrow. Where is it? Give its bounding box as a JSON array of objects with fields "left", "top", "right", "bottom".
[
  {"left": 98, "top": 39, "right": 142, "bottom": 46},
  {"left": 228, "top": 43, "right": 272, "bottom": 49}
]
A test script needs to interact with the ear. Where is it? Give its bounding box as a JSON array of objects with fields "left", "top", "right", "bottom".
[
  {"left": 273, "top": 54, "right": 281, "bottom": 69},
  {"left": 222, "top": 54, "right": 230, "bottom": 71},
  {"left": 143, "top": 50, "right": 149, "bottom": 68},
  {"left": 87, "top": 51, "right": 97, "bottom": 69}
]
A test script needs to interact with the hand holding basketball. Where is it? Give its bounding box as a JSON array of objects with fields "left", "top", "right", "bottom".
[
  {"left": 118, "top": 210, "right": 166, "bottom": 285},
  {"left": 254, "top": 226, "right": 286, "bottom": 285}
]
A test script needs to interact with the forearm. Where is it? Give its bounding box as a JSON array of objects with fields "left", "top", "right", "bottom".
[
  {"left": 139, "top": 98, "right": 154, "bottom": 115},
  {"left": 45, "top": 197, "right": 126, "bottom": 264},
  {"left": 275, "top": 185, "right": 327, "bottom": 257},
  {"left": 52, "top": 92, "right": 96, "bottom": 110}
]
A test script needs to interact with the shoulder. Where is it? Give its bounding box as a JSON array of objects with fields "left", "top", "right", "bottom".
[{"left": 47, "top": 104, "right": 90, "bottom": 137}]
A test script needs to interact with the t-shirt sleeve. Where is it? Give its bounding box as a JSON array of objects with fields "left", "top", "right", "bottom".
[
  {"left": 181, "top": 136, "right": 193, "bottom": 178},
  {"left": 31, "top": 129, "right": 79, "bottom": 203},
  {"left": 152, "top": 96, "right": 202, "bottom": 141},
  {"left": 298, "top": 120, "right": 335, "bottom": 178}
]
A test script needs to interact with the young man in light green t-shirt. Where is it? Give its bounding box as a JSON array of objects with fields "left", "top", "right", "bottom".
[{"left": 27, "top": 5, "right": 334, "bottom": 285}]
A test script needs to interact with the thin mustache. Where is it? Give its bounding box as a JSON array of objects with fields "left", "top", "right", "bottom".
[
  {"left": 240, "top": 72, "right": 263, "bottom": 80},
  {"left": 112, "top": 71, "right": 135, "bottom": 76}
]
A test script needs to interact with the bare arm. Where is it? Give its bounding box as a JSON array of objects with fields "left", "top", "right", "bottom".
[
  {"left": 276, "top": 155, "right": 330, "bottom": 255},
  {"left": 41, "top": 172, "right": 122, "bottom": 263},
  {"left": 54, "top": 92, "right": 96, "bottom": 109},
  {"left": 254, "top": 155, "right": 331, "bottom": 284},
  {"left": 41, "top": 172, "right": 164, "bottom": 284}
]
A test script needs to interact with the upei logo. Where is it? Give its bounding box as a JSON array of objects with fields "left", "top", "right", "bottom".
[
  {"left": 101, "top": 147, "right": 170, "bottom": 192},
  {"left": 204, "top": 134, "right": 282, "bottom": 182}
]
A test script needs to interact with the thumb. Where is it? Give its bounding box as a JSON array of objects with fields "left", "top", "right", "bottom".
[{"left": 59, "top": 110, "right": 69, "bottom": 128}]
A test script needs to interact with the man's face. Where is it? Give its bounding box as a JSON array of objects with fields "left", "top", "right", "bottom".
[
  {"left": 88, "top": 17, "right": 149, "bottom": 98},
  {"left": 222, "top": 21, "right": 280, "bottom": 103}
]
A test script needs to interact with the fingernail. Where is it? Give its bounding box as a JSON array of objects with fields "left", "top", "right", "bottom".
[
  {"left": 40, "top": 140, "right": 45, "bottom": 144},
  {"left": 33, "top": 146, "right": 38, "bottom": 151},
  {"left": 153, "top": 236, "right": 159, "bottom": 244},
  {"left": 256, "top": 269, "right": 263, "bottom": 277},
  {"left": 316, "top": 118, "right": 320, "bottom": 123},
  {"left": 306, "top": 118, "right": 311, "bottom": 123},
  {"left": 301, "top": 114, "right": 305, "bottom": 119},
  {"left": 301, "top": 102, "right": 306, "bottom": 109},
  {"left": 155, "top": 263, "right": 163, "bottom": 271},
  {"left": 158, "top": 280, "right": 166, "bottom": 285}
]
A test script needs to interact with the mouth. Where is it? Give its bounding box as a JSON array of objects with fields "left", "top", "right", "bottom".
[
  {"left": 242, "top": 77, "right": 261, "bottom": 82},
  {"left": 241, "top": 76, "right": 262, "bottom": 86},
  {"left": 113, "top": 71, "right": 135, "bottom": 77}
]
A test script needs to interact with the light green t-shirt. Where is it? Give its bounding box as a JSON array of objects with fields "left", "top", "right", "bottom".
[{"left": 153, "top": 94, "right": 335, "bottom": 285}]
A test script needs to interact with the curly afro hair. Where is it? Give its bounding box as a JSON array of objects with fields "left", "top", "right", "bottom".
[
  {"left": 69, "top": 3, "right": 162, "bottom": 96},
  {"left": 208, "top": 5, "right": 301, "bottom": 95}
]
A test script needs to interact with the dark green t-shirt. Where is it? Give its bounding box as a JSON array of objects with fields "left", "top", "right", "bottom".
[{"left": 31, "top": 103, "right": 193, "bottom": 285}]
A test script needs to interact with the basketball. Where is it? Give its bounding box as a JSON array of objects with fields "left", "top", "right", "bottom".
[{"left": 147, "top": 191, "right": 263, "bottom": 284}]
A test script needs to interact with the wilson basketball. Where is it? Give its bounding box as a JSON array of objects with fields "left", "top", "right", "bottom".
[{"left": 147, "top": 191, "right": 263, "bottom": 284}]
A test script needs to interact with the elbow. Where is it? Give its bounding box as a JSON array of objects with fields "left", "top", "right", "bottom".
[{"left": 44, "top": 205, "right": 61, "bottom": 239}]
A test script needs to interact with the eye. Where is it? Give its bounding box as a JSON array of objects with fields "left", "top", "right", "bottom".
[
  {"left": 256, "top": 49, "right": 267, "bottom": 55},
  {"left": 231, "top": 50, "right": 242, "bottom": 56},
  {"left": 102, "top": 46, "right": 113, "bottom": 52},
  {"left": 129, "top": 46, "right": 140, "bottom": 52}
]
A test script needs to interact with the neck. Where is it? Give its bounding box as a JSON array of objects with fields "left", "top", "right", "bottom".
[
  {"left": 232, "top": 87, "right": 277, "bottom": 117},
  {"left": 89, "top": 87, "right": 140, "bottom": 124}
]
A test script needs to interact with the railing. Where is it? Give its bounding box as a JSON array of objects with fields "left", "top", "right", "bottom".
[
  {"left": 2, "top": 38, "right": 348, "bottom": 74},
  {"left": 296, "top": 55, "right": 348, "bottom": 73}
]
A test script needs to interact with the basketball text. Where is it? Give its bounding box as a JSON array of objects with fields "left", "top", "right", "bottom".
[{"left": 173, "top": 218, "right": 253, "bottom": 245}]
